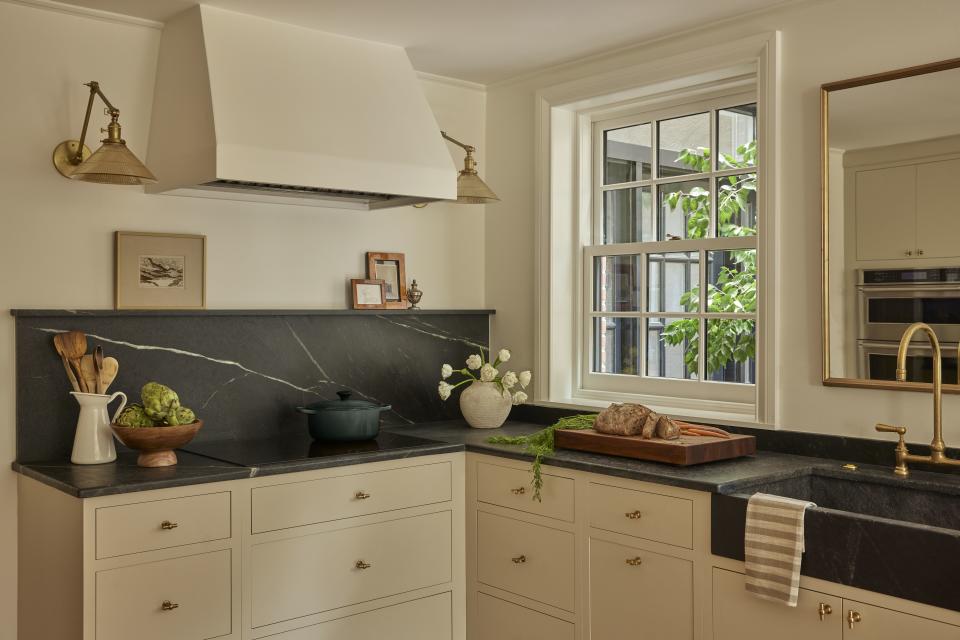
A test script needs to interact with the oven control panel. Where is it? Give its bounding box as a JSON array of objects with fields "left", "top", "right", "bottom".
[{"left": 862, "top": 268, "right": 960, "bottom": 285}]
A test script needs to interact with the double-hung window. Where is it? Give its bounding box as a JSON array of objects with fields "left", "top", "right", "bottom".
[{"left": 583, "top": 94, "right": 759, "bottom": 408}]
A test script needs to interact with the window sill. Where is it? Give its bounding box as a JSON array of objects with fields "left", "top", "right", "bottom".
[{"left": 532, "top": 395, "right": 771, "bottom": 430}]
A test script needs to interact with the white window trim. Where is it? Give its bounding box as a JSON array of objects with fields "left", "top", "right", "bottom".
[{"left": 533, "top": 32, "right": 780, "bottom": 425}]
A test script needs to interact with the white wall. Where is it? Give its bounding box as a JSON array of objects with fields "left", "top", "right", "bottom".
[
  {"left": 485, "top": 0, "right": 960, "bottom": 440},
  {"left": 0, "top": 2, "right": 486, "bottom": 634}
]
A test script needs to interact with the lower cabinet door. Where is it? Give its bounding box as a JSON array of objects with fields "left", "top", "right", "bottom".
[
  {"left": 269, "top": 593, "right": 452, "bottom": 640},
  {"left": 96, "top": 549, "right": 232, "bottom": 640},
  {"left": 589, "top": 538, "right": 693, "bottom": 640},
  {"left": 712, "top": 568, "right": 841, "bottom": 640},
  {"left": 475, "top": 593, "right": 574, "bottom": 640},
  {"left": 843, "top": 600, "right": 960, "bottom": 639}
]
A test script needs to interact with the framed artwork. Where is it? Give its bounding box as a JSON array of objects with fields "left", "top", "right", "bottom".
[
  {"left": 351, "top": 279, "right": 387, "bottom": 309},
  {"left": 115, "top": 231, "right": 206, "bottom": 310},
  {"left": 365, "top": 252, "right": 407, "bottom": 309}
]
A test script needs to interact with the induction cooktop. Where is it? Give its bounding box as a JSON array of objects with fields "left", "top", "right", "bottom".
[{"left": 181, "top": 430, "right": 442, "bottom": 468}]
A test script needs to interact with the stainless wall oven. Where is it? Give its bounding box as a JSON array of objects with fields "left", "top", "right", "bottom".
[{"left": 857, "top": 267, "right": 960, "bottom": 382}]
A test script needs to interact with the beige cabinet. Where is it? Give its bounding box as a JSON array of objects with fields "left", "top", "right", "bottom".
[
  {"left": 712, "top": 568, "right": 841, "bottom": 640},
  {"left": 916, "top": 158, "right": 960, "bottom": 259},
  {"left": 475, "top": 593, "right": 574, "bottom": 640},
  {"left": 589, "top": 537, "right": 693, "bottom": 640},
  {"left": 843, "top": 600, "right": 960, "bottom": 639},
  {"left": 587, "top": 481, "right": 693, "bottom": 548},
  {"left": 855, "top": 165, "right": 916, "bottom": 261},
  {"left": 476, "top": 461, "right": 574, "bottom": 521}
]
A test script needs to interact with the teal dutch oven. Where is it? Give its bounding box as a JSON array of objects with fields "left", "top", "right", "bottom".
[{"left": 297, "top": 391, "right": 392, "bottom": 441}]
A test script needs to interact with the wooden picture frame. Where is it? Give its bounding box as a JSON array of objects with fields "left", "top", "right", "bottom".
[
  {"left": 115, "top": 231, "right": 206, "bottom": 310},
  {"left": 365, "top": 252, "right": 407, "bottom": 309},
  {"left": 351, "top": 278, "right": 387, "bottom": 309}
]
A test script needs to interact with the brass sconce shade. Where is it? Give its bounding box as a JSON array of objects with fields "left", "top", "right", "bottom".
[
  {"left": 441, "top": 131, "right": 498, "bottom": 204},
  {"left": 52, "top": 81, "right": 157, "bottom": 185}
]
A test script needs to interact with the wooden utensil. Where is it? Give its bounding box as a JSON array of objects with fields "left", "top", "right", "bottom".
[
  {"left": 52, "top": 333, "right": 82, "bottom": 393},
  {"left": 54, "top": 331, "right": 88, "bottom": 392},
  {"left": 79, "top": 355, "right": 100, "bottom": 396},
  {"left": 94, "top": 346, "right": 104, "bottom": 394},
  {"left": 100, "top": 357, "right": 119, "bottom": 393}
]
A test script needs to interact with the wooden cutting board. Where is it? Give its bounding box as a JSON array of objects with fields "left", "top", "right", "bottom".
[{"left": 554, "top": 428, "right": 756, "bottom": 465}]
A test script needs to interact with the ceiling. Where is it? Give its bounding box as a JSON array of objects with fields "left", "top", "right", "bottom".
[{"left": 54, "top": 0, "right": 793, "bottom": 84}]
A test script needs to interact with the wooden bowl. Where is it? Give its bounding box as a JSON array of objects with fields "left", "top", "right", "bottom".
[{"left": 111, "top": 420, "right": 204, "bottom": 467}]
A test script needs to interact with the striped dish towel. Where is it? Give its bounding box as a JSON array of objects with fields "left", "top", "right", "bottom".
[{"left": 744, "top": 492, "right": 816, "bottom": 607}]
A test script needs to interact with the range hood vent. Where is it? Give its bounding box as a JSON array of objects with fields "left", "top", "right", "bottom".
[{"left": 146, "top": 5, "right": 456, "bottom": 210}]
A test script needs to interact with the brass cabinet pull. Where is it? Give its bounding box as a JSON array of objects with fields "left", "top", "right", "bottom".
[
  {"left": 160, "top": 520, "right": 179, "bottom": 530},
  {"left": 161, "top": 600, "right": 179, "bottom": 611},
  {"left": 511, "top": 555, "right": 527, "bottom": 564},
  {"left": 511, "top": 487, "right": 526, "bottom": 495},
  {"left": 818, "top": 603, "right": 833, "bottom": 620},
  {"left": 625, "top": 556, "right": 642, "bottom": 566},
  {"left": 625, "top": 510, "right": 643, "bottom": 520},
  {"left": 354, "top": 491, "right": 371, "bottom": 500},
  {"left": 847, "top": 610, "right": 862, "bottom": 629},
  {"left": 355, "top": 560, "right": 372, "bottom": 570},
  {"left": 919, "top": 249, "right": 925, "bottom": 256}
]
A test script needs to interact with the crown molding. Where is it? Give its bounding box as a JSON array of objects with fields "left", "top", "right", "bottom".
[
  {"left": 416, "top": 70, "right": 486, "bottom": 92},
  {"left": 2, "top": 0, "right": 163, "bottom": 29}
]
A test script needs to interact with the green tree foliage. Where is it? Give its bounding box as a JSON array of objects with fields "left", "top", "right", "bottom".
[{"left": 661, "top": 140, "right": 757, "bottom": 378}]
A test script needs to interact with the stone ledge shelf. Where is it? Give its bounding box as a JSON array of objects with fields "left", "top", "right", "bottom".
[{"left": 10, "top": 308, "right": 495, "bottom": 317}]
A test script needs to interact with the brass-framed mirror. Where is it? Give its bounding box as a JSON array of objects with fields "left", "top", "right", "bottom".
[{"left": 822, "top": 57, "right": 960, "bottom": 394}]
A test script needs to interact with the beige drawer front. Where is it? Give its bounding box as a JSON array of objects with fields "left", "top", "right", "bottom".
[
  {"left": 96, "top": 491, "right": 231, "bottom": 559},
  {"left": 844, "top": 599, "right": 960, "bottom": 640},
  {"left": 96, "top": 549, "right": 232, "bottom": 640},
  {"left": 269, "top": 593, "right": 452, "bottom": 640},
  {"left": 713, "top": 569, "right": 841, "bottom": 640},
  {"left": 252, "top": 462, "right": 452, "bottom": 533},
  {"left": 588, "top": 482, "right": 693, "bottom": 548},
  {"left": 477, "top": 462, "right": 574, "bottom": 521},
  {"left": 476, "top": 511, "right": 575, "bottom": 611},
  {"left": 251, "top": 510, "right": 452, "bottom": 627},
  {"left": 476, "top": 593, "right": 574, "bottom": 640},
  {"left": 589, "top": 538, "right": 692, "bottom": 640}
]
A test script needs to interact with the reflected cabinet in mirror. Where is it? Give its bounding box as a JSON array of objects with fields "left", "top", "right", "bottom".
[{"left": 822, "top": 58, "right": 960, "bottom": 393}]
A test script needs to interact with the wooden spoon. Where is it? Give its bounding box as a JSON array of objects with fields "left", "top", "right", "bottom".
[
  {"left": 100, "top": 357, "right": 119, "bottom": 393},
  {"left": 55, "top": 331, "right": 88, "bottom": 392},
  {"left": 79, "top": 355, "right": 100, "bottom": 395},
  {"left": 52, "top": 333, "right": 82, "bottom": 393},
  {"left": 94, "top": 346, "right": 104, "bottom": 394}
]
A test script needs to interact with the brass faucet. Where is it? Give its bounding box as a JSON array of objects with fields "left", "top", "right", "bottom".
[{"left": 875, "top": 322, "right": 960, "bottom": 476}]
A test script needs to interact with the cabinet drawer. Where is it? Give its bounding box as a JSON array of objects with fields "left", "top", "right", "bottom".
[
  {"left": 588, "top": 482, "right": 693, "bottom": 548},
  {"left": 476, "top": 511, "right": 575, "bottom": 611},
  {"left": 712, "top": 568, "right": 841, "bottom": 640},
  {"left": 96, "top": 491, "right": 231, "bottom": 559},
  {"left": 252, "top": 462, "right": 451, "bottom": 533},
  {"left": 476, "top": 593, "right": 574, "bottom": 640},
  {"left": 477, "top": 462, "right": 574, "bottom": 521},
  {"left": 844, "top": 599, "right": 960, "bottom": 639},
  {"left": 96, "top": 549, "right": 232, "bottom": 640},
  {"left": 589, "top": 538, "right": 692, "bottom": 640},
  {"left": 268, "top": 593, "right": 451, "bottom": 640},
  {"left": 251, "top": 510, "right": 452, "bottom": 627}
]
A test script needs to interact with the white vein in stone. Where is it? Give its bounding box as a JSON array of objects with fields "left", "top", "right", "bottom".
[
  {"left": 202, "top": 373, "right": 250, "bottom": 408},
  {"left": 285, "top": 321, "right": 333, "bottom": 381},
  {"left": 34, "top": 327, "right": 318, "bottom": 394},
  {"left": 376, "top": 315, "right": 485, "bottom": 350}
]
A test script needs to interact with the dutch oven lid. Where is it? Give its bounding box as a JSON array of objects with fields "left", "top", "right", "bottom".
[{"left": 304, "top": 390, "right": 382, "bottom": 411}]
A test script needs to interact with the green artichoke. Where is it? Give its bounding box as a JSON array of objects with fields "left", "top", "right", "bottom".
[
  {"left": 114, "top": 403, "right": 156, "bottom": 428},
  {"left": 141, "top": 382, "right": 181, "bottom": 422},
  {"left": 167, "top": 406, "right": 196, "bottom": 427}
]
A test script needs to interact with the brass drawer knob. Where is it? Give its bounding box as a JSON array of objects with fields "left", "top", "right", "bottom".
[
  {"left": 847, "top": 610, "right": 862, "bottom": 629},
  {"left": 625, "top": 556, "right": 642, "bottom": 566},
  {"left": 354, "top": 491, "right": 371, "bottom": 500},
  {"left": 818, "top": 603, "right": 833, "bottom": 620},
  {"left": 161, "top": 600, "right": 179, "bottom": 611},
  {"left": 160, "top": 520, "right": 179, "bottom": 530},
  {"left": 625, "top": 510, "right": 643, "bottom": 520},
  {"left": 511, "top": 555, "right": 527, "bottom": 564},
  {"left": 355, "top": 560, "right": 372, "bottom": 570},
  {"left": 511, "top": 487, "right": 526, "bottom": 495}
]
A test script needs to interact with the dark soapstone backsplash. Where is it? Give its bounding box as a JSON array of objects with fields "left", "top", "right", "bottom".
[{"left": 14, "top": 310, "right": 491, "bottom": 462}]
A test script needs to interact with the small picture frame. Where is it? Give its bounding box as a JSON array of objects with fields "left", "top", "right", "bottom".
[
  {"left": 351, "top": 279, "right": 387, "bottom": 309},
  {"left": 115, "top": 231, "right": 206, "bottom": 310},
  {"left": 366, "top": 252, "right": 407, "bottom": 309}
]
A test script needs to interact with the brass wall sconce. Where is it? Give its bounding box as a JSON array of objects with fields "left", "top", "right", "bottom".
[
  {"left": 52, "top": 81, "right": 157, "bottom": 185},
  {"left": 415, "top": 131, "right": 499, "bottom": 207}
]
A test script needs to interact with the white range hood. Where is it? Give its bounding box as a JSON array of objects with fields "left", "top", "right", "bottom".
[{"left": 146, "top": 5, "right": 457, "bottom": 209}]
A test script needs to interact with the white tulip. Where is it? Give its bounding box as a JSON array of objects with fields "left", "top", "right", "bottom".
[
  {"left": 501, "top": 371, "right": 518, "bottom": 389},
  {"left": 498, "top": 348, "right": 511, "bottom": 363},
  {"left": 480, "top": 363, "right": 498, "bottom": 382},
  {"left": 438, "top": 381, "right": 453, "bottom": 401},
  {"left": 466, "top": 354, "right": 483, "bottom": 370},
  {"left": 441, "top": 364, "right": 453, "bottom": 379},
  {"left": 518, "top": 370, "right": 532, "bottom": 388},
  {"left": 511, "top": 391, "right": 528, "bottom": 405}
]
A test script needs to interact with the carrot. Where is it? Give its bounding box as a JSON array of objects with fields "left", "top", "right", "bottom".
[{"left": 680, "top": 427, "right": 731, "bottom": 439}]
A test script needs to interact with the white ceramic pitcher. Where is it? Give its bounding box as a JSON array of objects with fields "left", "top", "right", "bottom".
[{"left": 70, "top": 391, "right": 127, "bottom": 465}]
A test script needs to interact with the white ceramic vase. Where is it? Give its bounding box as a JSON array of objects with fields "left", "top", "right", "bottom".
[
  {"left": 70, "top": 391, "right": 127, "bottom": 465},
  {"left": 459, "top": 381, "right": 512, "bottom": 429}
]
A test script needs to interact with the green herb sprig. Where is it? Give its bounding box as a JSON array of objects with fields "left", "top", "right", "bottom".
[{"left": 486, "top": 414, "right": 597, "bottom": 501}]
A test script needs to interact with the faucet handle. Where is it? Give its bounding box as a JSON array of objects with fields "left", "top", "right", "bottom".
[{"left": 875, "top": 423, "right": 907, "bottom": 437}]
